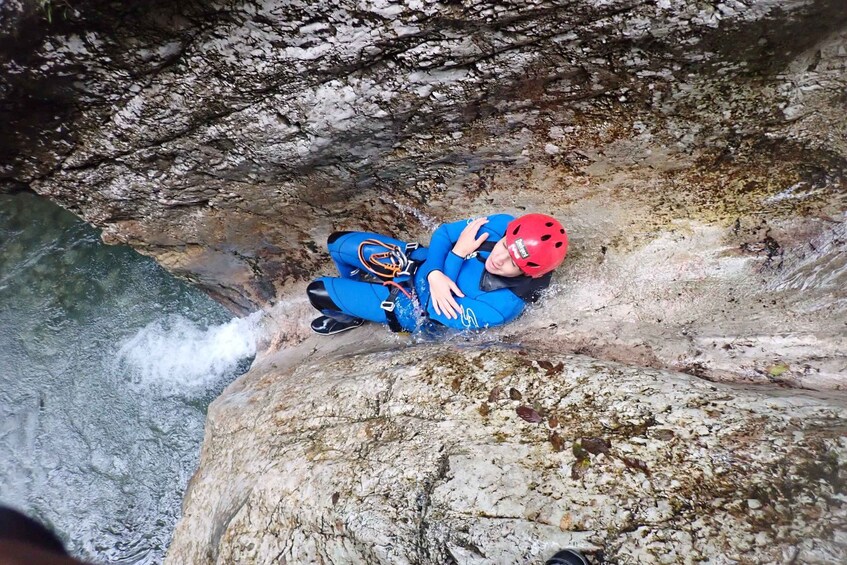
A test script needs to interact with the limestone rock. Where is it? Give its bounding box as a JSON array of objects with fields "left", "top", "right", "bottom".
[
  {"left": 2, "top": 0, "right": 845, "bottom": 388},
  {"left": 2, "top": 2, "right": 846, "bottom": 559},
  {"left": 167, "top": 343, "right": 847, "bottom": 564},
  {"left": 2, "top": 0, "right": 845, "bottom": 314}
]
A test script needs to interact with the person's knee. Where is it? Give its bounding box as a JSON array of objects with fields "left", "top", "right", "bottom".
[
  {"left": 327, "top": 231, "right": 354, "bottom": 246},
  {"left": 307, "top": 279, "right": 340, "bottom": 312}
]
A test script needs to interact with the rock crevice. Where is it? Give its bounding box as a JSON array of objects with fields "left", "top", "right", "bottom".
[{"left": 2, "top": 1, "right": 846, "bottom": 561}]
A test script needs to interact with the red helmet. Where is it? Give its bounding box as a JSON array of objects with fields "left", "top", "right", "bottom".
[{"left": 505, "top": 213, "right": 568, "bottom": 278}]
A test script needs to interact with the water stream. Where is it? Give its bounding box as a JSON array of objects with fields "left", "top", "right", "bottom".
[{"left": 0, "top": 192, "right": 259, "bottom": 563}]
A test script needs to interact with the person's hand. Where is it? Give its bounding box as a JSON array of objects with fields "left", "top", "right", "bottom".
[
  {"left": 451, "top": 217, "right": 490, "bottom": 258},
  {"left": 427, "top": 270, "right": 464, "bottom": 319}
]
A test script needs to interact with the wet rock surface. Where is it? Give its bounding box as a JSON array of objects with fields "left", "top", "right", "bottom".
[
  {"left": 1, "top": 1, "right": 845, "bottom": 389},
  {"left": 167, "top": 343, "right": 847, "bottom": 564},
  {"left": 2, "top": 0, "right": 845, "bottom": 308},
  {"left": 2, "top": 1, "right": 847, "bottom": 562}
]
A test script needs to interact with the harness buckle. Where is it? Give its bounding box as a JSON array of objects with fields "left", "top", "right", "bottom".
[{"left": 380, "top": 300, "right": 396, "bottom": 312}]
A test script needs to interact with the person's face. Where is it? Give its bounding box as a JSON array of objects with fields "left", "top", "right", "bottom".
[{"left": 484, "top": 238, "right": 524, "bottom": 277}]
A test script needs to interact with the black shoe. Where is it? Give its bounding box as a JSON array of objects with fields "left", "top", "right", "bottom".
[
  {"left": 546, "top": 549, "right": 588, "bottom": 565},
  {"left": 311, "top": 315, "right": 364, "bottom": 335}
]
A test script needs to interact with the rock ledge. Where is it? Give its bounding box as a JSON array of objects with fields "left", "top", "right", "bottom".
[{"left": 167, "top": 342, "right": 847, "bottom": 564}]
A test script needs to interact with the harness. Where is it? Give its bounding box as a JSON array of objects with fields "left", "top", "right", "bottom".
[
  {"left": 357, "top": 239, "right": 421, "bottom": 333},
  {"left": 357, "top": 239, "right": 419, "bottom": 280}
]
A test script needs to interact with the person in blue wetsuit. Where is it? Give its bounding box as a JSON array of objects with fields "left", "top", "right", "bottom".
[{"left": 307, "top": 213, "right": 568, "bottom": 335}]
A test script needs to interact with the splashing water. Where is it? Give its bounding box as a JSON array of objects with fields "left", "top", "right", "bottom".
[
  {"left": 0, "top": 192, "right": 259, "bottom": 564},
  {"left": 116, "top": 312, "right": 262, "bottom": 396},
  {"left": 389, "top": 198, "right": 441, "bottom": 232}
]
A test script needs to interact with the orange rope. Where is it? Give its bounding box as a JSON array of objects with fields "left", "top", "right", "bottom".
[{"left": 358, "top": 239, "right": 407, "bottom": 280}]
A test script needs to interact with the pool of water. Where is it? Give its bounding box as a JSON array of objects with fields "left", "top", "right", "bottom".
[{"left": 0, "top": 191, "right": 259, "bottom": 563}]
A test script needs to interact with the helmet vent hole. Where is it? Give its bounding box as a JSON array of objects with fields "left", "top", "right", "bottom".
[
  {"left": 560, "top": 228, "right": 565, "bottom": 234},
  {"left": 541, "top": 234, "right": 551, "bottom": 241},
  {"left": 545, "top": 222, "right": 554, "bottom": 227},
  {"left": 527, "top": 262, "right": 540, "bottom": 268},
  {"left": 555, "top": 242, "right": 563, "bottom": 248},
  {"left": 512, "top": 226, "right": 521, "bottom": 236}
]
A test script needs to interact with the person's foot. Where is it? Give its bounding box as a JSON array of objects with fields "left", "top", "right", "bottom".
[
  {"left": 310, "top": 315, "right": 365, "bottom": 335},
  {"left": 545, "top": 549, "right": 588, "bottom": 565}
]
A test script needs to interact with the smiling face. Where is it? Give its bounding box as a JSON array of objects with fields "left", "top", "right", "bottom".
[{"left": 484, "top": 238, "right": 525, "bottom": 277}]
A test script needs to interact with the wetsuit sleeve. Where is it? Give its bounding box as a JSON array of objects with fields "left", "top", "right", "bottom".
[
  {"left": 419, "top": 215, "right": 515, "bottom": 282},
  {"left": 443, "top": 251, "right": 465, "bottom": 281},
  {"left": 484, "top": 213, "right": 515, "bottom": 236},
  {"left": 418, "top": 219, "right": 473, "bottom": 282},
  {"left": 427, "top": 291, "right": 525, "bottom": 330}
]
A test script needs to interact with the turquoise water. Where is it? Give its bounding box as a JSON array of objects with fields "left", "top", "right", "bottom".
[{"left": 0, "top": 192, "right": 258, "bottom": 563}]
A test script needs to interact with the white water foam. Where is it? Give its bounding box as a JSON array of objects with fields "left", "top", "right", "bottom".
[{"left": 115, "top": 311, "right": 263, "bottom": 396}]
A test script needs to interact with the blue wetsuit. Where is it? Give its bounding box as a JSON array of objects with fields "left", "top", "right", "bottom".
[{"left": 316, "top": 214, "right": 551, "bottom": 332}]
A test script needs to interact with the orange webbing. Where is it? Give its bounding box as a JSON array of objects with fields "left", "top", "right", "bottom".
[{"left": 382, "top": 280, "right": 413, "bottom": 300}]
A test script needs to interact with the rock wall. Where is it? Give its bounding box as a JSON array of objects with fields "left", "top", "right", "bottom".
[
  {"left": 167, "top": 343, "right": 847, "bottom": 564},
  {"left": 2, "top": 1, "right": 846, "bottom": 389},
  {"left": 2, "top": 0, "right": 845, "bottom": 312},
  {"left": 2, "top": 1, "right": 847, "bottom": 562}
]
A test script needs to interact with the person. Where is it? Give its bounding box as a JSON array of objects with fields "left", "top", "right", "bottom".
[{"left": 307, "top": 213, "right": 568, "bottom": 335}]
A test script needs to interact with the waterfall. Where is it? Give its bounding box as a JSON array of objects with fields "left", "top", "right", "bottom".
[{"left": 0, "top": 192, "right": 258, "bottom": 564}]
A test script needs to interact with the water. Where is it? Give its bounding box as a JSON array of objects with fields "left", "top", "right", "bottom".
[{"left": 0, "top": 192, "right": 259, "bottom": 563}]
